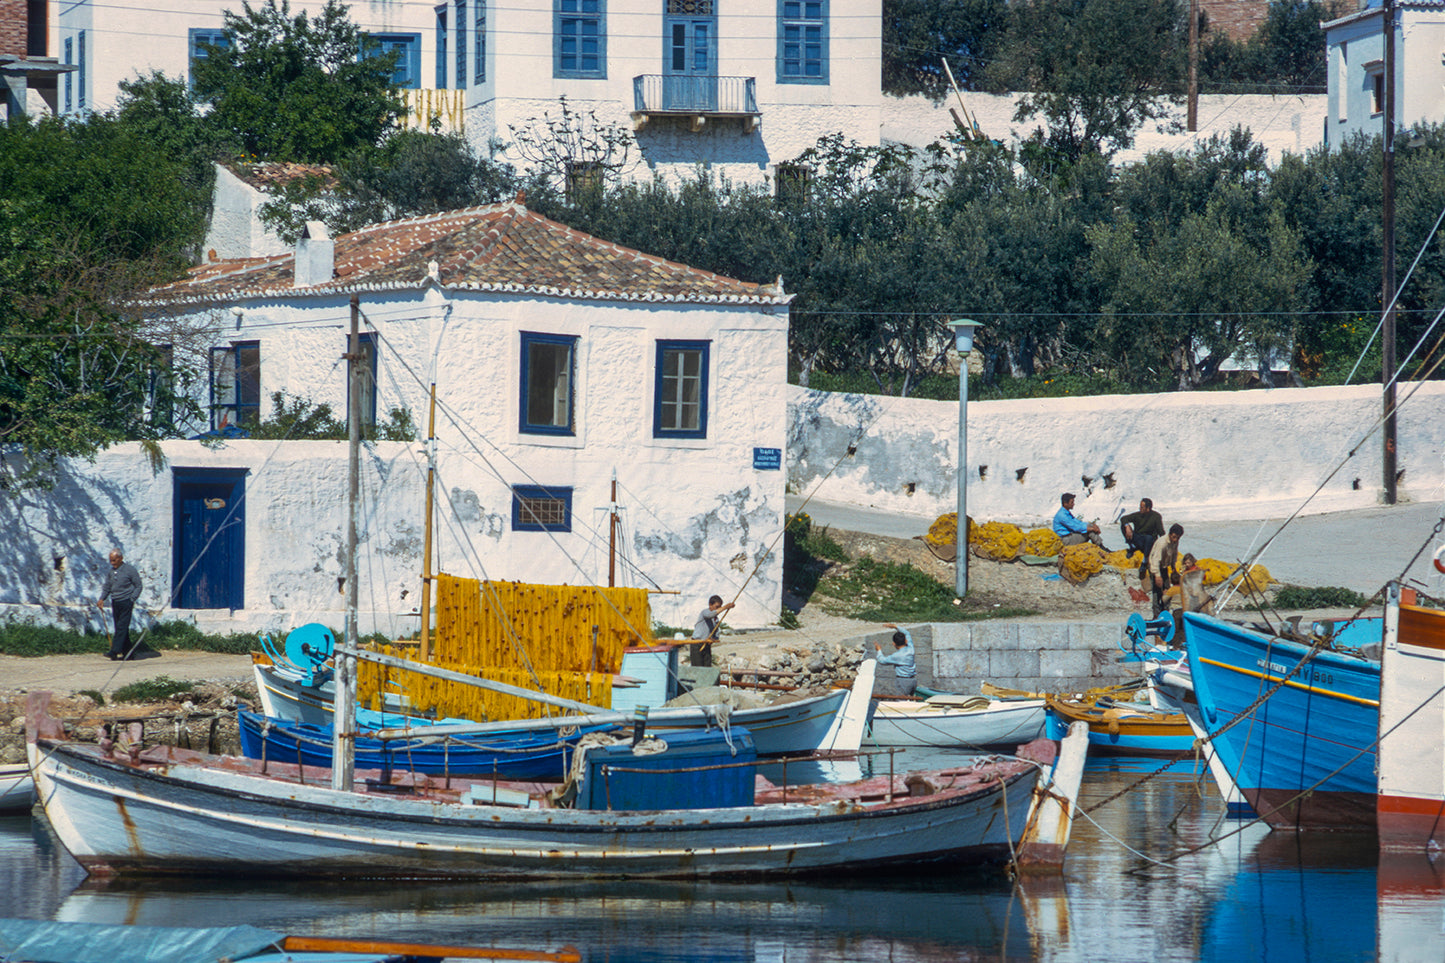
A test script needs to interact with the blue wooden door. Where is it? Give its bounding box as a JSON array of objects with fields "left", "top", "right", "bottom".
[
  {"left": 663, "top": 4, "right": 716, "bottom": 110},
  {"left": 173, "top": 470, "right": 246, "bottom": 609}
]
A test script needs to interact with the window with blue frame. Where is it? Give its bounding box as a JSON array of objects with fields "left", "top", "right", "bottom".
[
  {"left": 777, "top": 0, "right": 827, "bottom": 84},
  {"left": 347, "top": 333, "right": 378, "bottom": 431},
  {"left": 455, "top": 0, "right": 467, "bottom": 88},
  {"left": 512, "top": 485, "right": 573, "bottom": 532},
  {"left": 475, "top": 0, "right": 486, "bottom": 82},
  {"left": 209, "top": 342, "right": 261, "bottom": 431},
  {"left": 654, "top": 340, "right": 709, "bottom": 439},
  {"left": 436, "top": 5, "right": 449, "bottom": 88},
  {"left": 362, "top": 33, "right": 421, "bottom": 88},
  {"left": 189, "top": 28, "right": 230, "bottom": 87},
  {"left": 63, "top": 37, "right": 71, "bottom": 112},
  {"left": 555, "top": 0, "right": 605, "bottom": 79},
  {"left": 77, "top": 29, "right": 86, "bottom": 109},
  {"left": 520, "top": 332, "right": 577, "bottom": 435}
]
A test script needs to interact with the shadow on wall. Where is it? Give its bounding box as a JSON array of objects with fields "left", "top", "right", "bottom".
[
  {"left": 0, "top": 457, "right": 145, "bottom": 630},
  {"left": 634, "top": 120, "right": 771, "bottom": 176}
]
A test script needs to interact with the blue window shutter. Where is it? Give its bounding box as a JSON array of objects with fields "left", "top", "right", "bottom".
[
  {"left": 77, "top": 30, "right": 85, "bottom": 109},
  {"left": 475, "top": 0, "right": 486, "bottom": 82},
  {"left": 777, "top": 0, "right": 828, "bottom": 85},
  {"left": 63, "top": 37, "right": 72, "bottom": 112},
  {"left": 436, "top": 5, "right": 449, "bottom": 88},
  {"left": 554, "top": 0, "right": 606, "bottom": 79}
]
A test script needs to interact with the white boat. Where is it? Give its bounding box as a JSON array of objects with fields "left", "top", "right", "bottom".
[
  {"left": 1377, "top": 585, "right": 1445, "bottom": 852},
  {"left": 866, "top": 695, "right": 1046, "bottom": 749},
  {"left": 0, "top": 762, "right": 34, "bottom": 814},
  {"left": 27, "top": 689, "right": 1082, "bottom": 879}
]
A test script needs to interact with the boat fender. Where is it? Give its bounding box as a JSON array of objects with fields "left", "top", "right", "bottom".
[{"left": 1434, "top": 544, "right": 1445, "bottom": 574}]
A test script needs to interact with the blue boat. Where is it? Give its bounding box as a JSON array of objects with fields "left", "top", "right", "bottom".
[
  {"left": 1043, "top": 693, "right": 1195, "bottom": 756},
  {"left": 237, "top": 710, "right": 618, "bottom": 781},
  {"left": 1183, "top": 611, "right": 1381, "bottom": 832}
]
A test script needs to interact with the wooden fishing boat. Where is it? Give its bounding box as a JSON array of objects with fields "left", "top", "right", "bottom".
[
  {"left": 1377, "top": 589, "right": 1445, "bottom": 852},
  {"left": 1043, "top": 692, "right": 1194, "bottom": 756},
  {"left": 0, "top": 916, "right": 578, "bottom": 962},
  {"left": 866, "top": 694, "right": 1047, "bottom": 749},
  {"left": 27, "top": 691, "right": 1081, "bottom": 880},
  {"left": 1184, "top": 610, "right": 1381, "bottom": 831},
  {"left": 0, "top": 762, "right": 34, "bottom": 814}
]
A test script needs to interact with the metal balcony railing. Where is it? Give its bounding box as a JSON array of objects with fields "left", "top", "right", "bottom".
[{"left": 631, "top": 75, "right": 760, "bottom": 131}]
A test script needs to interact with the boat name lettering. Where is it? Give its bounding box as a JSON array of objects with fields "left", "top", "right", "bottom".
[{"left": 1253, "top": 658, "right": 1333, "bottom": 686}]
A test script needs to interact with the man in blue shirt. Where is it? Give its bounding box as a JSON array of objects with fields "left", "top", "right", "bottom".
[
  {"left": 874, "top": 623, "right": 916, "bottom": 697},
  {"left": 1052, "top": 492, "right": 1103, "bottom": 548}
]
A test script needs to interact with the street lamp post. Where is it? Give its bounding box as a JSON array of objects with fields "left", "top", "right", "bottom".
[{"left": 949, "top": 319, "right": 981, "bottom": 598}]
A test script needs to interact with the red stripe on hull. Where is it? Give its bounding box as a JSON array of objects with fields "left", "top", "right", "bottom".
[{"left": 1378, "top": 794, "right": 1445, "bottom": 852}]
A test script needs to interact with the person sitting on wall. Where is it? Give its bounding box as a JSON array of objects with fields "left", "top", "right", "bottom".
[
  {"left": 1118, "top": 497, "right": 1165, "bottom": 573},
  {"left": 1053, "top": 492, "right": 1104, "bottom": 548}
]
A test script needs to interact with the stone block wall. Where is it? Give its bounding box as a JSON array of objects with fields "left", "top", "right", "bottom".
[{"left": 858, "top": 620, "right": 1138, "bottom": 695}]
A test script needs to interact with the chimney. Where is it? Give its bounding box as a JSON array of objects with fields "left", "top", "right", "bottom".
[{"left": 294, "top": 221, "right": 334, "bottom": 287}]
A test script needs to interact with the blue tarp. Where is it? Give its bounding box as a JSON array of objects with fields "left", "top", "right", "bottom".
[{"left": 0, "top": 919, "right": 399, "bottom": 963}]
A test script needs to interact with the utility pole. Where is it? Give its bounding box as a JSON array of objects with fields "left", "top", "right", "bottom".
[
  {"left": 1383, "top": 0, "right": 1398, "bottom": 504},
  {"left": 1187, "top": 0, "right": 1199, "bottom": 132}
]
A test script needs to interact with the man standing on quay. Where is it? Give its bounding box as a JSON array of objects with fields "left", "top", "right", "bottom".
[{"left": 97, "top": 550, "right": 142, "bottom": 661}]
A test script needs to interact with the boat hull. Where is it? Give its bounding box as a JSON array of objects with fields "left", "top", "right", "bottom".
[
  {"left": 237, "top": 711, "right": 613, "bottom": 781},
  {"left": 1378, "top": 603, "right": 1445, "bottom": 852},
  {"left": 253, "top": 661, "right": 853, "bottom": 756},
  {"left": 30, "top": 739, "right": 1041, "bottom": 880},
  {"left": 1043, "top": 699, "right": 1194, "bottom": 757},
  {"left": 867, "top": 699, "right": 1046, "bottom": 749},
  {"left": 1184, "top": 612, "right": 1380, "bottom": 832},
  {"left": 0, "top": 763, "right": 35, "bottom": 814}
]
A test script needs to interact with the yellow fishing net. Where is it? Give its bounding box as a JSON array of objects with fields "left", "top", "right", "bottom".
[
  {"left": 1022, "top": 527, "right": 1062, "bottom": 558},
  {"left": 1059, "top": 544, "right": 1107, "bottom": 584},
  {"left": 971, "top": 520, "right": 1026, "bottom": 561}
]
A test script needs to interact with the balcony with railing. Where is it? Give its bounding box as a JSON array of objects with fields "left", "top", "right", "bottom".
[{"left": 631, "top": 75, "right": 760, "bottom": 132}]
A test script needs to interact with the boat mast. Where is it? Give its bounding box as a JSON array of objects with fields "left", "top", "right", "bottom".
[
  {"left": 420, "top": 382, "right": 437, "bottom": 660},
  {"left": 608, "top": 469, "right": 618, "bottom": 588},
  {"left": 332, "top": 295, "right": 362, "bottom": 791}
]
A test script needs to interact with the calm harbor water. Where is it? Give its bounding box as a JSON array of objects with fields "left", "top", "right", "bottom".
[{"left": 2, "top": 750, "right": 1442, "bottom": 963}]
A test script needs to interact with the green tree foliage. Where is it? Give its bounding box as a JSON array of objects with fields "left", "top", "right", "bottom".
[
  {"left": 246, "top": 391, "right": 416, "bottom": 441},
  {"left": 259, "top": 131, "right": 521, "bottom": 241},
  {"left": 988, "top": 0, "right": 1186, "bottom": 161},
  {"left": 1201, "top": 1, "right": 1338, "bottom": 94},
  {"left": 882, "top": 0, "right": 1008, "bottom": 98},
  {"left": 191, "top": 0, "right": 406, "bottom": 164},
  {"left": 0, "top": 113, "right": 209, "bottom": 490}
]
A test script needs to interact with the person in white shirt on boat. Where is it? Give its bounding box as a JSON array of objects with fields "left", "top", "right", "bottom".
[{"left": 874, "top": 623, "right": 917, "bottom": 697}]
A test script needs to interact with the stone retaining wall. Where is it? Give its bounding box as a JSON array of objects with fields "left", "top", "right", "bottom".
[{"left": 855, "top": 620, "right": 1138, "bottom": 696}]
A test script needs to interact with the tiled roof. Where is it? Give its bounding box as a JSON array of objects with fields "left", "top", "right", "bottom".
[
  {"left": 146, "top": 201, "right": 788, "bottom": 307},
  {"left": 224, "top": 161, "right": 337, "bottom": 192}
]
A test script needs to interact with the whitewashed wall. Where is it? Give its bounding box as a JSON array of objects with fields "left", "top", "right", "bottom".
[
  {"left": 202, "top": 165, "right": 291, "bottom": 261},
  {"left": 0, "top": 286, "right": 788, "bottom": 636},
  {"left": 788, "top": 382, "right": 1445, "bottom": 528},
  {"left": 883, "top": 91, "right": 1327, "bottom": 167}
]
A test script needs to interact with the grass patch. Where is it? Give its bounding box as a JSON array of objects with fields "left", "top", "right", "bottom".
[
  {"left": 1272, "top": 585, "right": 1372, "bottom": 610},
  {"left": 0, "top": 619, "right": 393, "bottom": 657},
  {"left": 111, "top": 676, "right": 196, "bottom": 703},
  {"left": 77, "top": 689, "right": 105, "bottom": 706},
  {"left": 814, "top": 556, "right": 1036, "bottom": 623}
]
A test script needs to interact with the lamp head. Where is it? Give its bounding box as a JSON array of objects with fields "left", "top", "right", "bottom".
[{"left": 948, "top": 318, "right": 981, "bottom": 353}]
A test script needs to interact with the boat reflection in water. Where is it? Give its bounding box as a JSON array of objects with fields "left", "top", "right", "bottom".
[{"left": 55, "top": 874, "right": 1046, "bottom": 963}]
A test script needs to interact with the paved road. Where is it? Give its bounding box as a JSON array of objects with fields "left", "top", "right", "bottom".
[{"left": 787, "top": 495, "right": 1445, "bottom": 597}]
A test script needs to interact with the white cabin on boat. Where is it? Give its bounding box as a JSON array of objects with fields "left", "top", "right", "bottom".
[{"left": 0, "top": 201, "right": 789, "bottom": 637}]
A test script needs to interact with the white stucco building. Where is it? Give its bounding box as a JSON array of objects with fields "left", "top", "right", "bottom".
[
  {"left": 1324, "top": 1, "right": 1445, "bottom": 149},
  {"left": 1, "top": 201, "right": 790, "bottom": 637},
  {"left": 50, "top": 0, "right": 882, "bottom": 187}
]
